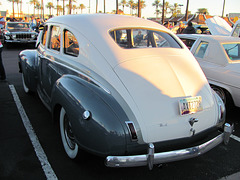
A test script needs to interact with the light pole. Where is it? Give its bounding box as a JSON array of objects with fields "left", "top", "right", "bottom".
[
  {"left": 116, "top": 0, "right": 118, "bottom": 14},
  {"left": 89, "top": 0, "right": 90, "bottom": 13},
  {"left": 104, "top": 0, "right": 105, "bottom": 13},
  {"left": 222, "top": 0, "right": 226, "bottom": 17},
  {"left": 162, "top": 0, "right": 165, "bottom": 24},
  {"left": 138, "top": 0, "right": 141, "bottom": 17},
  {"left": 185, "top": 0, "right": 189, "bottom": 21}
]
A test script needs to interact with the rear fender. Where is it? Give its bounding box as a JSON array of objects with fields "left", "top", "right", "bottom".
[
  {"left": 19, "top": 49, "right": 38, "bottom": 91},
  {"left": 51, "top": 75, "right": 129, "bottom": 156}
]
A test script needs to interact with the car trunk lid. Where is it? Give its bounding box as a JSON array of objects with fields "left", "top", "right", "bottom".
[{"left": 114, "top": 48, "right": 217, "bottom": 143}]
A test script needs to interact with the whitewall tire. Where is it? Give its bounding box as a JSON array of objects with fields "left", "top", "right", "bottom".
[
  {"left": 60, "top": 107, "right": 79, "bottom": 159},
  {"left": 22, "top": 74, "right": 30, "bottom": 94}
]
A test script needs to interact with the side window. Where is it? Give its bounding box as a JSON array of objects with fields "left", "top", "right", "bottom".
[
  {"left": 194, "top": 41, "right": 208, "bottom": 59},
  {"left": 64, "top": 30, "right": 79, "bottom": 57},
  {"left": 110, "top": 29, "right": 129, "bottom": 48},
  {"left": 232, "top": 24, "right": 240, "bottom": 38},
  {"left": 48, "top": 25, "right": 61, "bottom": 51},
  {"left": 223, "top": 43, "right": 240, "bottom": 61},
  {"left": 41, "top": 25, "right": 48, "bottom": 46},
  {"left": 180, "top": 38, "right": 196, "bottom": 49}
]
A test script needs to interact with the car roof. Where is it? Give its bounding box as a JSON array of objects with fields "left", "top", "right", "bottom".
[
  {"left": 47, "top": 14, "right": 169, "bottom": 34},
  {"left": 46, "top": 14, "right": 181, "bottom": 67}
]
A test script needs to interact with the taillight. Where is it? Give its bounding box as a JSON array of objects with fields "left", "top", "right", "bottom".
[{"left": 125, "top": 121, "right": 138, "bottom": 141}]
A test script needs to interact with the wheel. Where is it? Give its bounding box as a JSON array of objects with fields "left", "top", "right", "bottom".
[
  {"left": 22, "top": 73, "right": 30, "bottom": 94},
  {"left": 211, "top": 85, "right": 227, "bottom": 104},
  {"left": 60, "top": 107, "right": 79, "bottom": 159}
]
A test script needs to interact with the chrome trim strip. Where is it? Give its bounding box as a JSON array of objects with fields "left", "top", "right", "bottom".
[{"left": 106, "top": 123, "right": 233, "bottom": 169}]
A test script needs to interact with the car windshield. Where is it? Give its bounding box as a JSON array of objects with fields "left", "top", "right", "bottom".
[
  {"left": 222, "top": 43, "right": 240, "bottom": 61},
  {"left": 7, "top": 23, "right": 30, "bottom": 30},
  {"left": 109, "top": 28, "right": 181, "bottom": 49}
]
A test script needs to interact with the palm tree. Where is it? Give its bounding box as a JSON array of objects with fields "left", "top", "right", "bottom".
[
  {"left": 163, "top": 1, "right": 171, "bottom": 17},
  {"left": 68, "top": 0, "right": 72, "bottom": 14},
  {"left": 197, "top": 8, "right": 209, "bottom": 15},
  {"left": 132, "top": 2, "right": 138, "bottom": 15},
  {"left": 40, "top": 0, "right": 44, "bottom": 19},
  {"left": 120, "top": 0, "right": 127, "bottom": 13},
  {"left": 72, "top": 4, "right": 77, "bottom": 14},
  {"left": 152, "top": 0, "right": 161, "bottom": 18},
  {"left": 56, "top": 5, "right": 62, "bottom": 15},
  {"left": 185, "top": 0, "right": 189, "bottom": 21},
  {"left": 79, "top": 4, "right": 86, "bottom": 14},
  {"left": 60, "top": 0, "right": 67, "bottom": 15},
  {"left": 46, "top": 2, "right": 54, "bottom": 16},
  {"left": 20, "top": 0, "right": 23, "bottom": 18},
  {"left": 137, "top": 0, "right": 146, "bottom": 17},
  {"left": 8, "top": 0, "right": 17, "bottom": 18},
  {"left": 170, "top": 3, "right": 179, "bottom": 17},
  {"left": 96, "top": 0, "right": 98, "bottom": 13},
  {"left": 127, "top": 0, "right": 134, "bottom": 15},
  {"left": 116, "top": 0, "right": 118, "bottom": 14},
  {"left": 35, "top": 2, "right": 41, "bottom": 17},
  {"left": 30, "top": 0, "right": 39, "bottom": 17},
  {"left": 56, "top": 0, "right": 59, "bottom": 16},
  {"left": 16, "top": 0, "right": 20, "bottom": 18}
]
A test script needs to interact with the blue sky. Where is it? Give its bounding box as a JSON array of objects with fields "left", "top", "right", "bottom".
[{"left": 1, "top": 0, "right": 240, "bottom": 18}]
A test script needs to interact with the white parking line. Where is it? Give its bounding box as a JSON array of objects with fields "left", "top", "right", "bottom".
[
  {"left": 231, "top": 134, "right": 240, "bottom": 143},
  {"left": 219, "top": 135, "right": 240, "bottom": 179},
  {"left": 9, "top": 85, "right": 58, "bottom": 180}
]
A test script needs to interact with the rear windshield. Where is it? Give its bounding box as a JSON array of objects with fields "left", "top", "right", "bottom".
[
  {"left": 222, "top": 43, "right": 240, "bottom": 61},
  {"left": 109, "top": 28, "right": 182, "bottom": 49}
]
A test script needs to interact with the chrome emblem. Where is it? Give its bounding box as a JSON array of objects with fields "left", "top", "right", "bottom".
[
  {"left": 189, "top": 118, "right": 198, "bottom": 136},
  {"left": 189, "top": 117, "right": 198, "bottom": 126}
]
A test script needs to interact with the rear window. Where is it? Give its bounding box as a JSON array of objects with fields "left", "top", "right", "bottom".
[
  {"left": 109, "top": 28, "right": 181, "bottom": 49},
  {"left": 222, "top": 43, "right": 240, "bottom": 61},
  {"left": 194, "top": 41, "right": 209, "bottom": 59},
  {"left": 179, "top": 38, "right": 196, "bottom": 49}
]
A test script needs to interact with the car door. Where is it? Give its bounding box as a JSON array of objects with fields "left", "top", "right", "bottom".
[{"left": 39, "top": 24, "right": 62, "bottom": 103}]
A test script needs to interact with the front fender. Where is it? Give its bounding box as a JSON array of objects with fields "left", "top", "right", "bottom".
[
  {"left": 51, "top": 75, "right": 130, "bottom": 156},
  {"left": 19, "top": 49, "right": 38, "bottom": 91}
]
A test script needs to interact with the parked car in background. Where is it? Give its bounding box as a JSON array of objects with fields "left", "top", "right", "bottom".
[
  {"left": 19, "top": 14, "right": 232, "bottom": 169},
  {"left": 3, "top": 22, "right": 38, "bottom": 47},
  {"left": 178, "top": 34, "right": 240, "bottom": 108}
]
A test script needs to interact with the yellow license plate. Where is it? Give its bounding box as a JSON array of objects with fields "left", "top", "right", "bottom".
[{"left": 179, "top": 96, "right": 203, "bottom": 115}]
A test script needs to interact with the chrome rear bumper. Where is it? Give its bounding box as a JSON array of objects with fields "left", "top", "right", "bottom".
[{"left": 106, "top": 123, "right": 233, "bottom": 170}]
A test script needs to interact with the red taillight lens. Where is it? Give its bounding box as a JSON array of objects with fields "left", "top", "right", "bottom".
[{"left": 126, "top": 121, "right": 138, "bottom": 141}]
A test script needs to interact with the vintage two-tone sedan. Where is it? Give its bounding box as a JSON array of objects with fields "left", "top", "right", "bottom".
[{"left": 18, "top": 14, "right": 233, "bottom": 170}]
